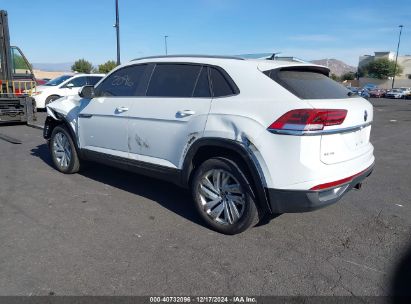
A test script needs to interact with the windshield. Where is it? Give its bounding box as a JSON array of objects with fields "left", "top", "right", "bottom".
[{"left": 44, "top": 75, "right": 73, "bottom": 86}]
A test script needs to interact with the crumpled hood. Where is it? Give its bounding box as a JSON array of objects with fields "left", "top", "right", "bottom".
[{"left": 46, "top": 94, "right": 89, "bottom": 125}]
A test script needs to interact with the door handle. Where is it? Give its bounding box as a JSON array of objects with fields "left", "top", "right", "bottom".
[
  {"left": 176, "top": 110, "right": 195, "bottom": 118},
  {"left": 115, "top": 106, "right": 129, "bottom": 113}
]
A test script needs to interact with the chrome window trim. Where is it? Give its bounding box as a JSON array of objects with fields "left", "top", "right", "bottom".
[{"left": 268, "top": 122, "right": 372, "bottom": 136}]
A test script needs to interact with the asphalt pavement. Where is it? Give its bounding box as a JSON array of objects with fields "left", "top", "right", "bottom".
[{"left": 0, "top": 99, "right": 410, "bottom": 296}]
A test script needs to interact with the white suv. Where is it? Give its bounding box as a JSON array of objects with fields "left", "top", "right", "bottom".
[
  {"left": 33, "top": 74, "right": 104, "bottom": 109},
  {"left": 44, "top": 55, "right": 374, "bottom": 234}
]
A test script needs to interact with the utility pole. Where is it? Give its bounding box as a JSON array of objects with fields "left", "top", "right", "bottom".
[
  {"left": 114, "top": 0, "right": 121, "bottom": 65},
  {"left": 392, "top": 25, "right": 404, "bottom": 89},
  {"left": 164, "top": 35, "right": 168, "bottom": 55}
]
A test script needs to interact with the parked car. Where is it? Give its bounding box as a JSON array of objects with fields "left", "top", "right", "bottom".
[
  {"left": 369, "top": 88, "right": 386, "bottom": 98},
  {"left": 358, "top": 89, "right": 370, "bottom": 99},
  {"left": 33, "top": 74, "right": 104, "bottom": 109},
  {"left": 362, "top": 83, "right": 378, "bottom": 91},
  {"left": 386, "top": 89, "right": 407, "bottom": 99},
  {"left": 399, "top": 87, "right": 411, "bottom": 97},
  {"left": 35, "top": 78, "right": 48, "bottom": 86},
  {"left": 347, "top": 87, "right": 371, "bottom": 98},
  {"left": 43, "top": 56, "right": 374, "bottom": 234},
  {"left": 347, "top": 86, "right": 360, "bottom": 94}
]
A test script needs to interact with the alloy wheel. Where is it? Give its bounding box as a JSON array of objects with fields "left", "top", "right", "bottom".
[
  {"left": 52, "top": 132, "right": 72, "bottom": 169},
  {"left": 198, "top": 169, "right": 246, "bottom": 225}
]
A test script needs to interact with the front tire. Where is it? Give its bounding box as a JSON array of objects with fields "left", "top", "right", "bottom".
[
  {"left": 191, "top": 157, "right": 259, "bottom": 234},
  {"left": 50, "top": 125, "right": 80, "bottom": 174}
]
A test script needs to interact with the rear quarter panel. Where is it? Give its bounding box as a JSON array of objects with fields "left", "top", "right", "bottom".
[{"left": 203, "top": 64, "right": 314, "bottom": 188}]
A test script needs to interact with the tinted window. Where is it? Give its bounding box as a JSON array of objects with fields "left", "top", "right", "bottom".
[
  {"left": 65, "top": 76, "right": 87, "bottom": 88},
  {"left": 146, "top": 64, "right": 201, "bottom": 97},
  {"left": 95, "top": 65, "right": 146, "bottom": 97},
  {"left": 267, "top": 69, "right": 351, "bottom": 99},
  {"left": 210, "top": 67, "right": 235, "bottom": 97},
  {"left": 45, "top": 75, "right": 72, "bottom": 86},
  {"left": 87, "top": 76, "right": 103, "bottom": 86},
  {"left": 193, "top": 67, "right": 211, "bottom": 97}
]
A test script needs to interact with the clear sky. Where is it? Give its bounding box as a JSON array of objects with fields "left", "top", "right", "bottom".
[{"left": 3, "top": 0, "right": 411, "bottom": 66}]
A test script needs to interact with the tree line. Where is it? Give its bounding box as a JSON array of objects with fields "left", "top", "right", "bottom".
[
  {"left": 330, "top": 58, "right": 403, "bottom": 82},
  {"left": 72, "top": 57, "right": 403, "bottom": 81},
  {"left": 71, "top": 59, "right": 117, "bottom": 74}
]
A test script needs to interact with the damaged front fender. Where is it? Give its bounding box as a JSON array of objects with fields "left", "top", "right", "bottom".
[{"left": 44, "top": 95, "right": 90, "bottom": 142}]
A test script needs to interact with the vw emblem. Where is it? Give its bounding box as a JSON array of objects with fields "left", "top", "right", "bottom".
[{"left": 364, "top": 110, "right": 368, "bottom": 122}]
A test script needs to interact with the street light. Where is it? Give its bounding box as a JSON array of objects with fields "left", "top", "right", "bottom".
[
  {"left": 164, "top": 35, "right": 169, "bottom": 55},
  {"left": 392, "top": 25, "right": 404, "bottom": 89},
  {"left": 114, "top": 0, "right": 121, "bottom": 65}
]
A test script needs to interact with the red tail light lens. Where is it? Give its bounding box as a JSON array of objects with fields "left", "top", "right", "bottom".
[
  {"left": 268, "top": 109, "right": 347, "bottom": 132},
  {"left": 310, "top": 167, "right": 369, "bottom": 190}
]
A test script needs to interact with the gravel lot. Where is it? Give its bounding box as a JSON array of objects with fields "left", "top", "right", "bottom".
[{"left": 0, "top": 98, "right": 410, "bottom": 296}]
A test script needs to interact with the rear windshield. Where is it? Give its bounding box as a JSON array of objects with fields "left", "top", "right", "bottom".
[{"left": 265, "top": 69, "right": 351, "bottom": 99}]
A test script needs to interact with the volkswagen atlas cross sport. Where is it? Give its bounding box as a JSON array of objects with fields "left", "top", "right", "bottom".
[{"left": 43, "top": 55, "right": 374, "bottom": 234}]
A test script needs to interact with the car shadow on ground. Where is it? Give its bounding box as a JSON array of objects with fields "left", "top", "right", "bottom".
[
  {"left": 31, "top": 143, "right": 55, "bottom": 168},
  {"left": 31, "top": 143, "right": 279, "bottom": 231},
  {"left": 31, "top": 143, "right": 209, "bottom": 229},
  {"left": 390, "top": 240, "right": 411, "bottom": 299}
]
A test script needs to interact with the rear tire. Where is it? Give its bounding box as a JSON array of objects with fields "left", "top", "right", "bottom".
[
  {"left": 50, "top": 125, "right": 80, "bottom": 174},
  {"left": 191, "top": 157, "right": 259, "bottom": 234}
]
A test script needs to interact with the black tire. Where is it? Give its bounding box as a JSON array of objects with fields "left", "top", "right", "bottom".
[
  {"left": 45, "top": 95, "right": 61, "bottom": 106},
  {"left": 49, "top": 125, "right": 80, "bottom": 174},
  {"left": 191, "top": 157, "right": 259, "bottom": 235}
]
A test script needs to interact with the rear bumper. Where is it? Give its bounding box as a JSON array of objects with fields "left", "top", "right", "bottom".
[{"left": 266, "top": 163, "right": 374, "bottom": 213}]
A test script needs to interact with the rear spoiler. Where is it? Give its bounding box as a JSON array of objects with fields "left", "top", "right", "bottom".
[{"left": 258, "top": 63, "right": 330, "bottom": 77}]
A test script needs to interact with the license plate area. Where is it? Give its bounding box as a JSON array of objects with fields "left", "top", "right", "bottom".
[{"left": 320, "top": 126, "right": 371, "bottom": 164}]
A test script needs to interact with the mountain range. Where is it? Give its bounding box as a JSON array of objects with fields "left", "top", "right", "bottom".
[
  {"left": 32, "top": 62, "right": 73, "bottom": 72},
  {"left": 310, "top": 59, "right": 356, "bottom": 76}
]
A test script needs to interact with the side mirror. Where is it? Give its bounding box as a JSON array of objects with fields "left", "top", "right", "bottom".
[
  {"left": 79, "top": 85, "right": 95, "bottom": 99},
  {"left": 66, "top": 83, "right": 74, "bottom": 88}
]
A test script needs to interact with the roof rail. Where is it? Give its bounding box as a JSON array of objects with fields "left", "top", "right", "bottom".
[{"left": 132, "top": 55, "right": 245, "bottom": 61}]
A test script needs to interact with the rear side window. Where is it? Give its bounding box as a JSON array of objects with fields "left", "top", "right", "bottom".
[
  {"left": 210, "top": 67, "right": 235, "bottom": 97},
  {"left": 65, "top": 76, "right": 87, "bottom": 88},
  {"left": 266, "top": 69, "right": 351, "bottom": 99},
  {"left": 95, "top": 64, "right": 146, "bottom": 97},
  {"left": 193, "top": 67, "right": 211, "bottom": 97},
  {"left": 146, "top": 64, "right": 202, "bottom": 97},
  {"left": 87, "top": 76, "right": 103, "bottom": 86}
]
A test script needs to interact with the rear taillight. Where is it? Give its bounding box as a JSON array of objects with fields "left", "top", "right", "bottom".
[{"left": 268, "top": 109, "right": 347, "bottom": 132}]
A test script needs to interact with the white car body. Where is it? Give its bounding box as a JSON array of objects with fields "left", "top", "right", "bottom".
[
  {"left": 386, "top": 89, "right": 407, "bottom": 99},
  {"left": 44, "top": 56, "right": 374, "bottom": 232},
  {"left": 33, "top": 73, "right": 104, "bottom": 109},
  {"left": 399, "top": 87, "right": 411, "bottom": 96}
]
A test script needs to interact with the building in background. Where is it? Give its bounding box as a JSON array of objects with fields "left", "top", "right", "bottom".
[{"left": 359, "top": 51, "right": 411, "bottom": 80}]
